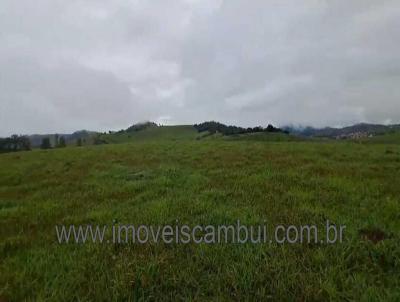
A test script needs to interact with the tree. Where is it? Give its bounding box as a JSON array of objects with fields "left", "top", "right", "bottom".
[
  {"left": 58, "top": 136, "right": 66, "bottom": 148},
  {"left": 266, "top": 124, "right": 280, "bottom": 132},
  {"left": 19, "top": 136, "right": 31, "bottom": 151},
  {"left": 76, "top": 138, "right": 82, "bottom": 147},
  {"left": 54, "top": 134, "right": 59, "bottom": 147},
  {"left": 40, "top": 137, "right": 51, "bottom": 149},
  {"left": 10, "top": 135, "right": 19, "bottom": 151}
]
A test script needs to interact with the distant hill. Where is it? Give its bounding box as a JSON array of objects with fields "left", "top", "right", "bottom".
[
  {"left": 125, "top": 121, "right": 158, "bottom": 133},
  {"left": 8, "top": 121, "right": 399, "bottom": 148},
  {"left": 285, "top": 123, "right": 400, "bottom": 139},
  {"left": 100, "top": 124, "right": 199, "bottom": 143},
  {"left": 98, "top": 121, "right": 290, "bottom": 143}
]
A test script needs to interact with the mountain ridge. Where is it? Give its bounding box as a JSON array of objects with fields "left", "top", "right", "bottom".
[{"left": 283, "top": 123, "right": 400, "bottom": 138}]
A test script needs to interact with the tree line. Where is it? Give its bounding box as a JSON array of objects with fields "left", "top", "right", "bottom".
[
  {"left": 0, "top": 134, "right": 73, "bottom": 153},
  {"left": 0, "top": 135, "right": 31, "bottom": 153},
  {"left": 40, "top": 135, "right": 90, "bottom": 148},
  {"left": 194, "top": 121, "right": 287, "bottom": 136}
]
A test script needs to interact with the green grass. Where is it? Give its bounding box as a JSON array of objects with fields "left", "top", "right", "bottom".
[
  {"left": 361, "top": 132, "right": 400, "bottom": 144},
  {"left": 1, "top": 139, "right": 400, "bottom": 301}
]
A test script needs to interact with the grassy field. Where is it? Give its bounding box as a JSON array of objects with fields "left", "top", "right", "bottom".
[{"left": 1, "top": 135, "right": 400, "bottom": 300}]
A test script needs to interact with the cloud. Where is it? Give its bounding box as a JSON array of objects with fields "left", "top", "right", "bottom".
[{"left": 0, "top": 0, "right": 399, "bottom": 135}]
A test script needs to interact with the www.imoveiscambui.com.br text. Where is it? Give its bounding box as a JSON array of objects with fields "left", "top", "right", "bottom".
[{"left": 55, "top": 220, "right": 346, "bottom": 245}]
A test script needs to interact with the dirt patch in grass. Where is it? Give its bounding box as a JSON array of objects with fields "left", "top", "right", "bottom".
[{"left": 359, "top": 228, "right": 387, "bottom": 244}]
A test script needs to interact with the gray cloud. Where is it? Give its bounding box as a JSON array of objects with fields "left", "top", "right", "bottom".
[{"left": 1, "top": 0, "right": 399, "bottom": 135}]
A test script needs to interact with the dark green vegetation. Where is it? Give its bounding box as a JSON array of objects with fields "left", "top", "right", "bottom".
[
  {"left": 1, "top": 130, "right": 400, "bottom": 301},
  {"left": 223, "top": 132, "right": 302, "bottom": 142},
  {"left": 0, "top": 135, "right": 31, "bottom": 153},
  {"left": 194, "top": 121, "right": 286, "bottom": 136}
]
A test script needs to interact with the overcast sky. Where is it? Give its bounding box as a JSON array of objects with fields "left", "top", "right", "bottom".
[{"left": 1, "top": 0, "right": 399, "bottom": 135}]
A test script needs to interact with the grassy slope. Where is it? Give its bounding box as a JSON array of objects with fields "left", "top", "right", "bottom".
[
  {"left": 101, "top": 125, "right": 199, "bottom": 143},
  {"left": 100, "top": 125, "right": 300, "bottom": 144},
  {"left": 1, "top": 139, "right": 400, "bottom": 301}
]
